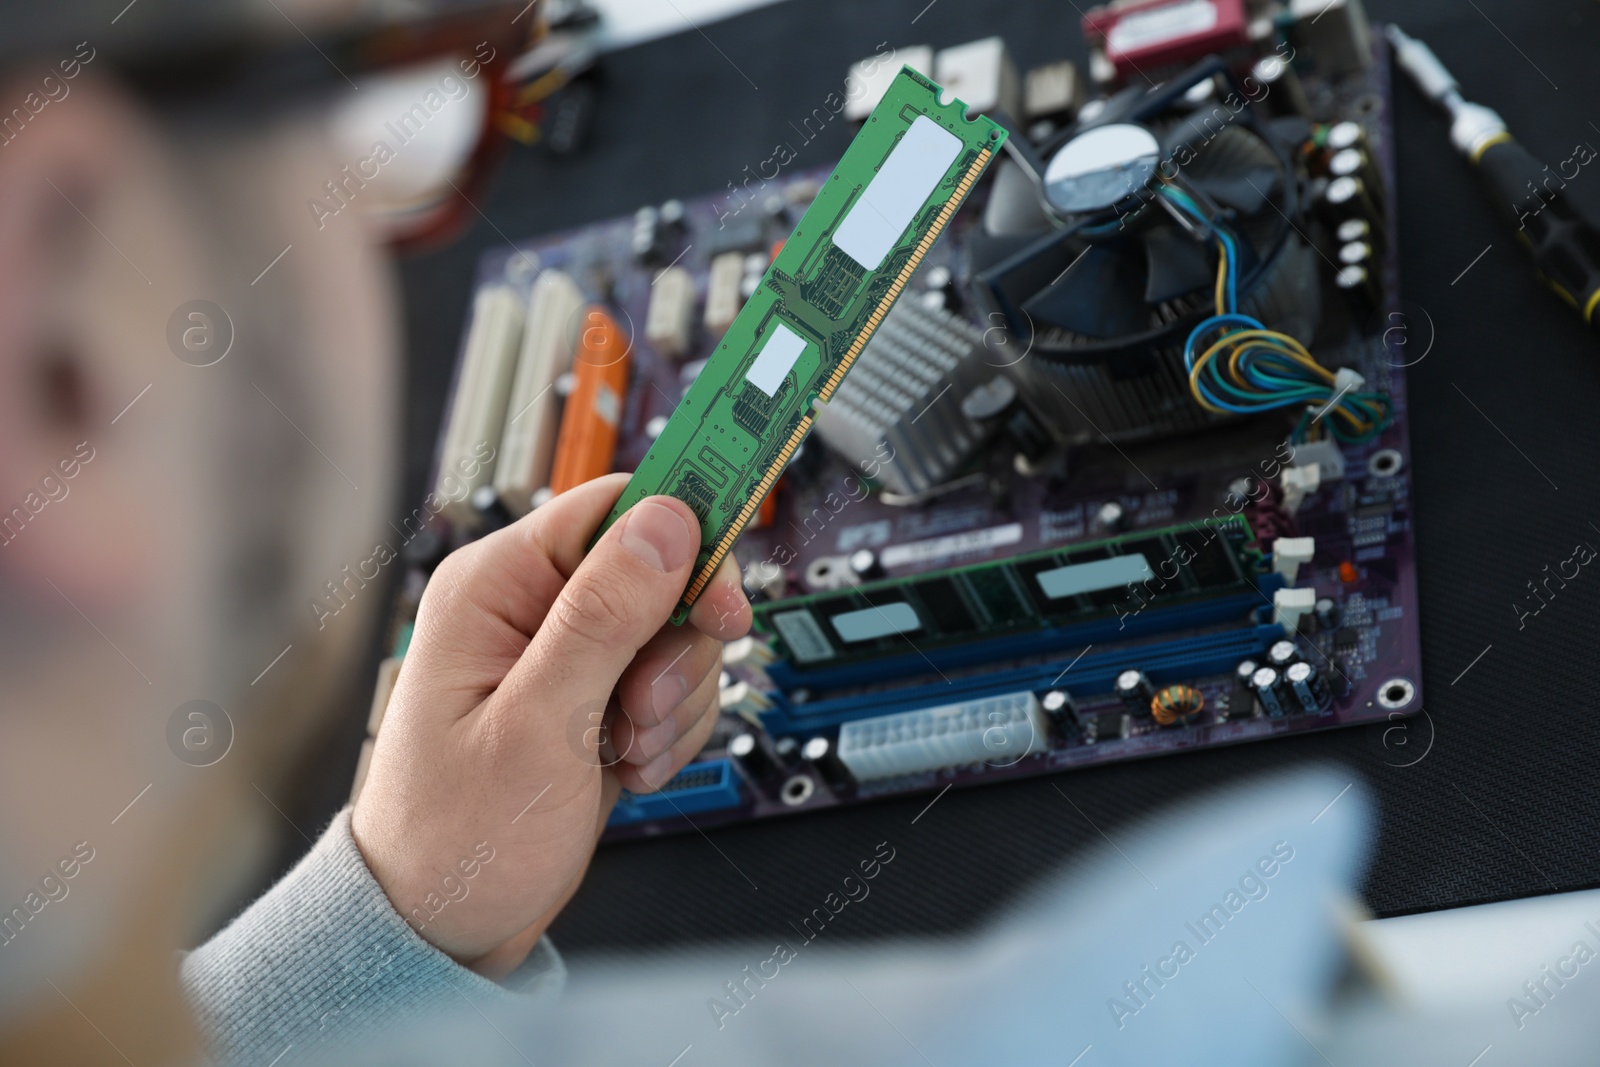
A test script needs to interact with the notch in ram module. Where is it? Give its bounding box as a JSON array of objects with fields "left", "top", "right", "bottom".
[{"left": 589, "top": 68, "right": 1007, "bottom": 622}]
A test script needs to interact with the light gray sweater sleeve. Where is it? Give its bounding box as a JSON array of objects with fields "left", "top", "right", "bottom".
[{"left": 180, "top": 809, "right": 564, "bottom": 1066}]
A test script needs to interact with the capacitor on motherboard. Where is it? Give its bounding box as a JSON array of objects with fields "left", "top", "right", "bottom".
[
  {"left": 742, "top": 560, "right": 787, "bottom": 602},
  {"left": 1329, "top": 148, "right": 1382, "bottom": 202},
  {"left": 471, "top": 483, "right": 512, "bottom": 530},
  {"left": 1234, "top": 658, "right": 1259, "bottom": 690},
  {"left": 1336, "top": 217, "right": 1372, "bottom": 246},
  {"left": 1267, "top": 639, "right": 1300, "bottom": 670},
  {"left": 1250, "top": 52, "right": 1309, "bottom": 117},
  {"left": 1325, "top": 175, "right": 1382, "bottom": 230},
  {"left": 1114, "top": 669, "right": 1154, "bottom": 715},
  {"left": 802, "top": 736, "right": 854, "bottom": 790},
  {"left": 960, "top": 374, "right": 1052, "bottom": 466},
  {"left": 1251, "top": 666, "right": 1289, "bottom": 718},
  {"left": 1285, "top": 661, "right": 1332, "bottom": 715},
  {"left": 1314, "top": 597, "right": 1341, "bottom": 630},
  {"left": 729, "top": 732, "right": 778, "bottom": 782},
  {"left": 1339, "top": 240, "right": 1373, "bottom": 268},
  {"left": 774, "top": 735, "right": 802, "bottom": 767},
  {"left": 1096, "top": 501, "right": 1127, "bottom": 533},
  {"left": 848, "top": 549, "right": 884, "bottom": 582},
  {"left": 1327, "top": 121, "right": 1365, "bottom": 153},
  {"left": 1335, "top": 264, "right": 1378, "bottom": 323},
  {"left": 631, "top": 204, "right": 661, "bottom": 262},
  {"left": 1041, "top": 689, "right": 1079, "bottom": 731}
]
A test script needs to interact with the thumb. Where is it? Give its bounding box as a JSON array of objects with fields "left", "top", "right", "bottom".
[{"left": 504, "top": 495, "right": 700, "bottom": 710}]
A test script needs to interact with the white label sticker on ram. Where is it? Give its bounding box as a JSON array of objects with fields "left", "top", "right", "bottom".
[{"left": 831, "top": 116, "right": 963, "bottom": 271}]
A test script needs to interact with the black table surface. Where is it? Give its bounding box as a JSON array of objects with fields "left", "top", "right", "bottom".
[{"left": 382, "top": 0, "right": 1600, "bottom": 950}]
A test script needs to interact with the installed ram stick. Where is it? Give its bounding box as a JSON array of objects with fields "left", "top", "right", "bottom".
[{"left": 591, "top": 67, "right": 1006, "bottom": 621}]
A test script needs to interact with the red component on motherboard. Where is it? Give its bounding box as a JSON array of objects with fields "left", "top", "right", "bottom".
[{"left": 1081, "top": 0, "right": 1251, "bottom": 81}]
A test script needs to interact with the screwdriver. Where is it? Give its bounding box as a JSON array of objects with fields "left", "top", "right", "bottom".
[{"left": 1387, "top": 25, "right": 1600, "bottom": 335}]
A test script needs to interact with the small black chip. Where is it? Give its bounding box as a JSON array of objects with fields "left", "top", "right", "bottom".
[
  {"left": 1092, "top": 712, "right": 1127, "bottom": 741},
  {"left": 1333, "top": 627, "right": 1360, "bottom": 651}
]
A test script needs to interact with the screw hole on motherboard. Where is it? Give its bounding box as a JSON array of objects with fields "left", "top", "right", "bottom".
[
  {"left": 781, "top": 775, "right": 815, "bottom": 806},
  {"left": 1368, "top": 448, "right": 1403, "bottom": 477},
  {"left": 1377, "top": 678, "right": 1415, "bottom": 709}
]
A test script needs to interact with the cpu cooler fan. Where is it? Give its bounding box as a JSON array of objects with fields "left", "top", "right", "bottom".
[{"left": 972, "top": 58, "right": 1321, "bottom": 443}]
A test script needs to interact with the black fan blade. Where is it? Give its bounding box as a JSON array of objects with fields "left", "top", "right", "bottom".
[
  {"left": 1142, "top": 225, "right": 1215, "bottom": 304},
  {"left": 967, "top": 230, "right": 1053, "bottom": 277},
  {"left": 982, "top": 157, "right": 1053, "bottom": 237},
  {"left": 1189, "top": 165, "right": 1279, "bottom": 214},
  {"left": 1023, "top": 244, "right": 1149, "bottom": 338}
]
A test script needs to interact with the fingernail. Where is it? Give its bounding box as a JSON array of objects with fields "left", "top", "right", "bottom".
[
  {"left": 619, "top": 500, "right": 697, "bottom": 572},
  {"left": 640, "top": 750, "right": 676, "bottom": 789},
  {"left": 635, "top": 715, "right": 679, "bottom": 761},
  {"left": 651, "top": 670, "right": 690, "bottom": 722}
]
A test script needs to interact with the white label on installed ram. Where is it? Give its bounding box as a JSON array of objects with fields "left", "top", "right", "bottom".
[
  {"left": 770, "top": 609, "right": 836, "bottom": 663},
  {"left": 830, "top": 602, "right": 922, "bottom": 643},
  {"left": 1035, "top": 554, "right": 1154, "bottom": 600},
  {"left": 879, "top": 522, "right": 1023, "bottom": 569},
  {"left": 744, "top": 322, "right": 808, "bottom": 397},
  {"left": 831, "top": 115, "right": 963, "bottom": 271}
]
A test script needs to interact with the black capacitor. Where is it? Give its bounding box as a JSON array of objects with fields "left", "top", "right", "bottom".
[
  {"left": 1114, "top": 669, "right": 1154, "bottom": 715},
  {"left": 1336, "top": 217, "right": 1372, "bottom": 245},
  {"left": 728, "top": 732, "right": 777, "bottom": 782},
  {"left": 631, "top": 205, "right": 662, "bottom": 262},
  {"left": 1314, "top": 597, "right": 1341, "bottom": 630},
  {"left": 802, "top": 736, "right": 853, "bottom": 790},
  {"left": 774, "top": 735, "right": 802, "bottom": 767},
  {"left": 1326, "top": 121, "right": 1365, "bottom": 152},
  {"left": 961, "top": 375, "right": 1053, "bottom": 464},
  {"left": 1325, "top": 175, "right": 1382, "bottom": 226},
  {"left": 471, "top": 484, "right": 512, "bottom": 531},
  {"left": 1251, "top": 666, "right": 1289, "bottom": 718},
  {"left": 1234, "top": 658, "right": 1259, "bottom": 691},
  {"left": 1285, "top": 661, "right": 1331, "bottom": 714},
  {"left": 1041, "top": 689, "right": 1080, "bottom": 734},
  {"left": 1267, "top": 639, "right": 1299, "bottom": 670},
  {"left": 1335, "top": 264, "right": 1378, "bottom": 323},
  {"left": 1329, "top": 147, "right": 1382, "bottom": 199},
  {"left": 1339, "top": 240, "right": 1373, "bottom": 268},
  {"left": 848, "top": 549, "right": 884, "bottom": 581}
]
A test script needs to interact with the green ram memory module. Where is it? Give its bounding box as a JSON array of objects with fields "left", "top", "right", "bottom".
[
  {"left": 591, "top": 67, "right": 1007, "bottom": 622},
  {"left": 753, "top": 516, "right": 1263, "bottom": 667}
]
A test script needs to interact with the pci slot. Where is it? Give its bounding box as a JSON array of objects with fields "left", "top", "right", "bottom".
[
  {"left": 495, "top": 271, "right": 584, "bottom": 517},
  {"left": 759, "top": 623, "right": 1284, "bottom": 734},
  {"left": 435, "top": 285, "right": 526, "bottom": 526},
  {"left": 606, "top": 758, "right": 742, "bottom": 826}
]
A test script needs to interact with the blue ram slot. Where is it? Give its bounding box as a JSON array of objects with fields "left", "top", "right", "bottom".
[
  {"left": 764, "top": 575, "right": 1285, "bottom": 696},
  {"left": 606, "top": 759, "right": 742, "bottom": 827},
  {"left": 759, "top": 623, "right": 1285, "bottom": 734}
]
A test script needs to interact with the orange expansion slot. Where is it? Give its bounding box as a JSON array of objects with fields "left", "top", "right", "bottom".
[{"left": 549, "top": 307, "right": 632, "bottom": 495}]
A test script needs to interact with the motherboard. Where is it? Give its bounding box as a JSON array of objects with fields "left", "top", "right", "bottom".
[{"left": 358, "top": 1, "right": 1422, "bottom": 841}]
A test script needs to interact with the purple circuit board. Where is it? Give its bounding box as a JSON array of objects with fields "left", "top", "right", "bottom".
[{"left": 406, "top": 36, "right": 1421, "bottom": 840}]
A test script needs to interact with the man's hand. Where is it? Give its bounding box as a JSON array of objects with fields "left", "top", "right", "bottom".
[{"left": 351, "top": 474, "right": 750, "bottom": 977}]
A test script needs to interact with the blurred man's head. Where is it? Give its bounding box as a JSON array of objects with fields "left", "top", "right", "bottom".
[{"left": 0, "top": 2, "right": 433, "bottom": 1047}]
